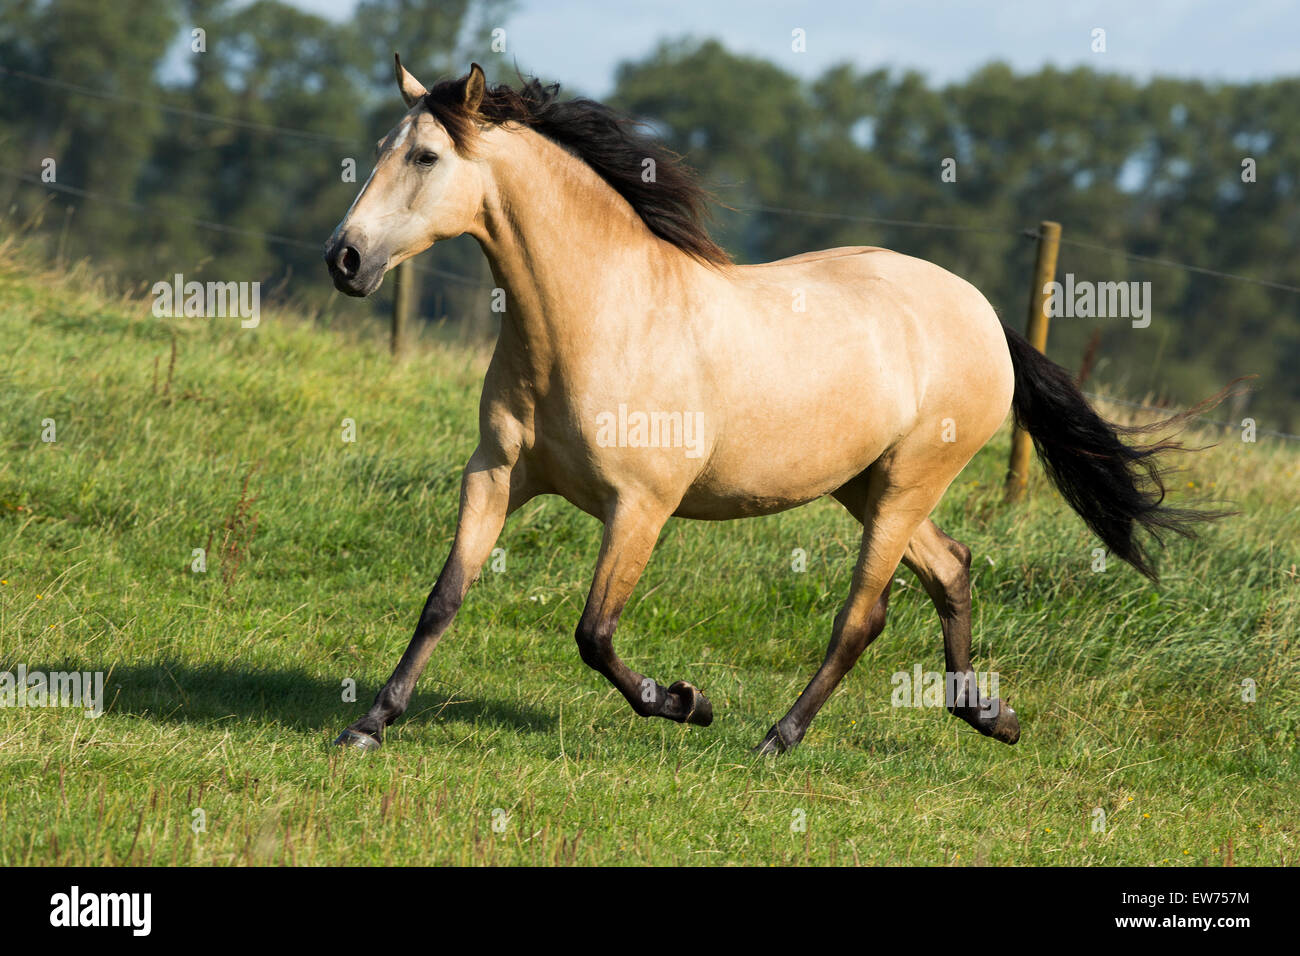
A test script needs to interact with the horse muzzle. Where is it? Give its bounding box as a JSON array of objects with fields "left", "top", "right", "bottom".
[{"left": 324, "top": 232, "right": 386, "bottom": 297}]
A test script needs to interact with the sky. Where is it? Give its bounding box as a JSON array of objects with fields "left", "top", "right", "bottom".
[{"left": 290, "top": 0, "right": 1299, "bottom": 96}]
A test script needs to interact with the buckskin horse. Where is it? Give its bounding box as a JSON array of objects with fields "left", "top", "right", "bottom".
[{"left": 323, "top": 58, "right": 1222, "bottom": 754}]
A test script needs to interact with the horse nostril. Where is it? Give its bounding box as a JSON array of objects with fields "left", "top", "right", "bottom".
[{"left": 337, "top": 245, "right": 361, "bottom": 278}]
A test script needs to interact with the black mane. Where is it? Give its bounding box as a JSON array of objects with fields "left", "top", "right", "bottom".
[{"left": 425, "top": 74, "right": 729, "bottom": 266}]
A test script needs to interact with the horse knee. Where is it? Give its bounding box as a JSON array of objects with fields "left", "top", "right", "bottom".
[
  {"left": 574, "top": 615, "right": 664, "bottom": 717},
  {"left": 416, "top": 586, "right": 463, "bottom": 634},
  {"left": 574, "top": 616, "right": 614, "bottom": 671},
  {"left": 863, "top": 578, "right": 893, "bottom": 638},
  {"left": 866, "top": 587, "right": 890, "bottom": 637}
]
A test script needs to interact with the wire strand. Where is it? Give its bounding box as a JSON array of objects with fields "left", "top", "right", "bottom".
[
  {"left": 735, "top": 202, "right": 1021, "bottom": 237},
  {"left": 0, "top": 168, "right": 485, "bottom": 286},
  {"left": 0, "top": 65, "right": 357, "bottom": 146}
]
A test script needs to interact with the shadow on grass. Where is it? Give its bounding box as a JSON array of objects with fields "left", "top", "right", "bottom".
[{"left": 33, "top": 660, "right": 557, "bottom": 736}]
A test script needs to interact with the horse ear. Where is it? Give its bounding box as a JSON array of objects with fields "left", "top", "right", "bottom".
[
  {"left": 464, "top": 62, "right": 486, "bottom": 113},
  {"left": 394, "top": 53, "right": 427, "bottom": 107}
]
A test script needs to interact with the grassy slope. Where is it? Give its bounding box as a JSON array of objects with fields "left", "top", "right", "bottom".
[{"left": 1, "top": 248, "right": 1297, "bottom": 866}]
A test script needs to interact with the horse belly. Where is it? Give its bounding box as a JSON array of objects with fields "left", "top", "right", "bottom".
[{"left": 675, "top": 356, "right": 909, "bottom": 519}]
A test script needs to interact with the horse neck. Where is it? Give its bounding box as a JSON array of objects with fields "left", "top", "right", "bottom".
[{"left": 473, "top": 128, "right": 680, "bottom": 368}]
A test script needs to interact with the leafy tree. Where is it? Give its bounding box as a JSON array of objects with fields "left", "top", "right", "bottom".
[{"left": 1, "top": 17, "right": 1296, "bottom": 427}]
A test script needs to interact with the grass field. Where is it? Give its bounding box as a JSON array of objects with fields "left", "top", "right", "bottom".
[{"left": 1, "top": 244, "right": 1297, "bottom": 866}]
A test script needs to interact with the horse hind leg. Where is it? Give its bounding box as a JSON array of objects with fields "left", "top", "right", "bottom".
[
  {"left": 753, "top": 579, "right": 892, "bottom": 754},
  {"left": 902, "top": 519, "right": 1019, "bottom": 744},
  {"left": 754, "top": 466, "right": 928, "bottom": 754}
]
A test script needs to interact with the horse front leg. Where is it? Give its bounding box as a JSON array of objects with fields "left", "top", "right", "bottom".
[
  {"left": 334, "top": 449, "right": 522, "bottom": 750},
  {"left": 575, "top": 503, "right": 714, "bottom": 727}
]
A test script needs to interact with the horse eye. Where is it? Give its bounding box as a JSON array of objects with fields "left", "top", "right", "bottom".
[{"left": 413, "top": 151, "right": 438, "bottom": 167}]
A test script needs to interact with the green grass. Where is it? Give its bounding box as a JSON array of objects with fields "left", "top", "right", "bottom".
[{"left": 1, "top": 243, "right": 1297, "bottom": 866}]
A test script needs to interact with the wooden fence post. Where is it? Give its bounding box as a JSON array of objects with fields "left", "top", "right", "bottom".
[
  {"left": 391, "top": 260, "right": 413, "bottom": 358},
  {"left": 1004, "top": 220, "right": 1061, "bottom": 502}
]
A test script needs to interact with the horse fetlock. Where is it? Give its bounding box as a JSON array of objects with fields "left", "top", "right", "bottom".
[
  {"left": 985, "top": 700, "right": 1020, "bottom": 744},
  {"left": 752, "top": 721, "right": 800, "bottom": 756},
  {"left": 662, "top": 680, "right": 713, "bottom": 726},
  {"left": 371, "top": 684, "right": 412, "bottom": 723}
]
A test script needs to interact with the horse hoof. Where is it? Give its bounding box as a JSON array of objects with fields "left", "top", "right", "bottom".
[
  {"left": 334, "top": 728, "right": 382, "bottom": 751},
  {"left": 667, "top": 681, "right": 713, "bottom": 727},
  {"left": 952, "top": 697, "right": 1021, "bottom": 745}
]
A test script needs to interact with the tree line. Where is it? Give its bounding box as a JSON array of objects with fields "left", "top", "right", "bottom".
[{"left": 2, "top": 3, "right": 1296, "bottom": 427}]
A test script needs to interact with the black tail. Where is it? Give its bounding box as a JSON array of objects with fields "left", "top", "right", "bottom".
[{"left": 1002, "top": 322, "right": 1233, "bottom": 581}]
